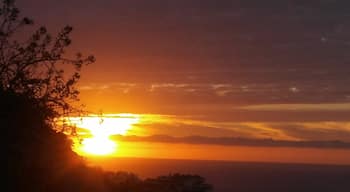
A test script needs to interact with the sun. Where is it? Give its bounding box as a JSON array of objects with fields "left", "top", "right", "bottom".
[
  {"left": 63, "top": 113, "right": 139, "bottom": 156},
  {"left": 81, "top": 137, "right": 117, "bottom": 155}
]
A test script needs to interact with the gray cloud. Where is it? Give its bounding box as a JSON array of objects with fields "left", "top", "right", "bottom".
[
  {"left": 112, "top": 135, "right": 350, "bottom": 149},
  {"left": 273, "top": 123, "right": 350, "bottom": 142},
  {"left": 79, "top": 80, "right": 350, "bottom": 107},
  {"left": 131, "top": 122, "right": 254, "bottom": 138}
]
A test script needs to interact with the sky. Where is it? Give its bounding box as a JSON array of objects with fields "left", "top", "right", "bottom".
[{"left": 17, "top": 0, "right": 350, "bottom": 164}]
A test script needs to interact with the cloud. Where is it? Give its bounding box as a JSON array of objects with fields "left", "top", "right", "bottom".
[
  {"left": 239, "top": 103, "right": 350, "bottom": 111},
  {"left": 79, "top": 85, "right": 110, "bottom": 91},
  {"left": 79, "top": 81, "right": 350, "bottom": 109},
  {"left": 130, "top": 115, "right": 350, "bottom": 142},
  {"left": 273, "top": 122, "right": 350, "bottom": 142},
  {"left": 132, "top": 122, "right": 254, "bottom": 138},
  {"left": 112, "top": 135, "right": 350, "bottom": 149}
]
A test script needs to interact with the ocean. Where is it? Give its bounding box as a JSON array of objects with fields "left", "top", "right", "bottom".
[{"left": 87, "top": 157, "right": 350, "bottom": 192}]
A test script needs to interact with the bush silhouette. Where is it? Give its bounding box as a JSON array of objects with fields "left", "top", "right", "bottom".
[{"left": 3, "top": 90, "right": 84, "bottom": 191}]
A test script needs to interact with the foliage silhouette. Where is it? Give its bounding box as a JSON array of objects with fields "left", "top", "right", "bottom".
[
  {"left": 143, "top": 174, "right": 213, "bottom": 192},
  {"left": 0, "top": 0, "right": 92, "bottom": 190},
  {"left": 2, "top": 1, "right": 213, "bottom": 191},
  {"left": 0, "top": 0, "right": 94, "bottom": 119},
  {"left": 3, "top": 90, "right": 84, "bottom": 191}
]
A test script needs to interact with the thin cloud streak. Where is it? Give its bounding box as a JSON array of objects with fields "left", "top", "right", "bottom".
[
  {"left": 113, "top": 135, "right": 350, "bottom": 149},
  {"left": 240, "top": 103, "right": 350, "bottom": 111},
  {"left": 130, "top": 115, "right": 350, "bottom": 142}
]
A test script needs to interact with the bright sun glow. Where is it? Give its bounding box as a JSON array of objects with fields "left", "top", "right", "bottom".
[
  {"left": 63, "top": 113, "right": 140, "bottom": 156},
  {"left": 81, "top": 137, "right": 117, "bottom": 155}
]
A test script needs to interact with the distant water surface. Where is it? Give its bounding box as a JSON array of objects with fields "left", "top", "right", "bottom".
[{"left": 88, "top": 157, "right": 350, "bottom": 192}]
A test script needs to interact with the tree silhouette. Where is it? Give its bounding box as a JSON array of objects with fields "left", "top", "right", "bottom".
[
  {"left": 3, "top": 91, "right": 84, "bottom": 191},
  {"left": 143, "top": 174, "right": 213, "bottom": 192},
  {"left": 0, "top": 0, "right": 94, "bottom": 119},
  {"left": 1, "top": 0, "right": 93, "bottom": 190}
]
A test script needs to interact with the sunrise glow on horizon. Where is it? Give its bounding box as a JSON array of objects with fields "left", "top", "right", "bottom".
[
  {"left": 29, "top": 0, "right": 350, "bottom": 166},
  {"left": 52, "top": 112, "right": 350, "bottom": 165},
  {"left": 61, "top": 114, "right": 140, "bottom": 155}
]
